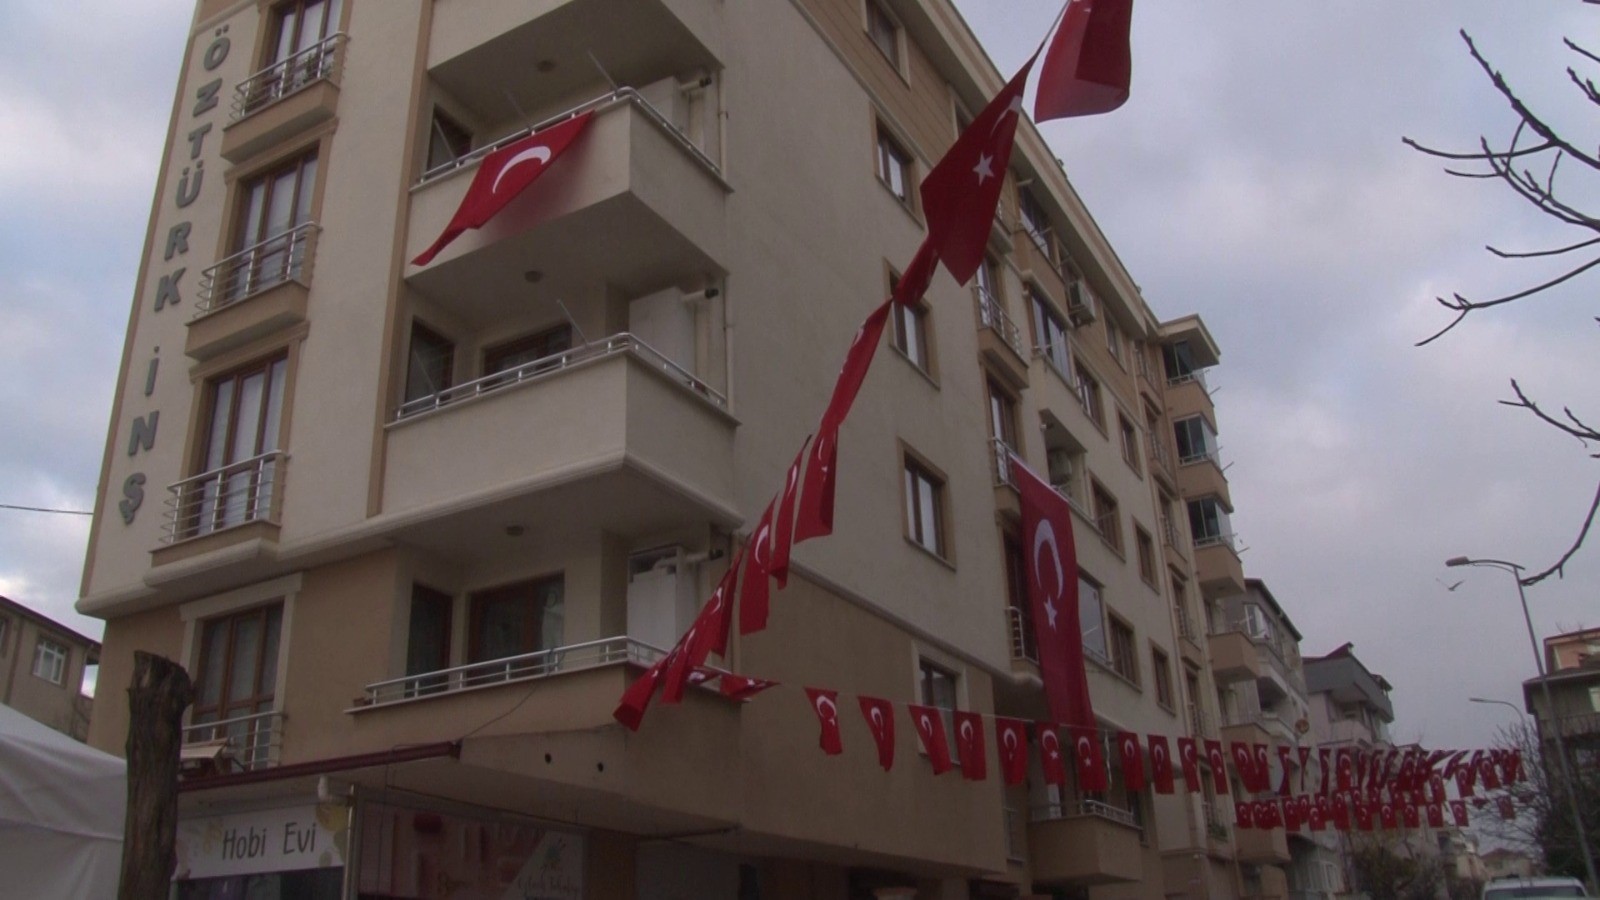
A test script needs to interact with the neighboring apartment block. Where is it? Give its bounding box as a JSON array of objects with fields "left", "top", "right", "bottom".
[
  {"left": 78, "top": 0, "right": 1273, "bottom": 897},
  {"left": 0, "top": 595, "right": 98, "bottom": 741},
  {"left": 1524, "top": 627, "right": 1600, "bottom": 749},
  {"left": 1302, "top": 643, "right": 1394, "bottom": 899}
]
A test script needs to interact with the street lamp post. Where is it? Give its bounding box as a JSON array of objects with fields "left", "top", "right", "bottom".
[
  {"left": 1447, "top": 556, "right": 1599, "bottom": 891},
  {"left": 1469, "top": 696, "right": 1530, "bottom": 725}
]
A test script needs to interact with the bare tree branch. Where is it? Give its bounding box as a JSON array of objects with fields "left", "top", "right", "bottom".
[
  {"left": 1464, "top": 30, "right": 1600, "bottom": 172},
  {"left": 1401, "top": 135, "right": 1554, "bottom": 162},
  {"left": 1488, "top": 235, "right": 1600, "bottom": 259},
  {"left": 1520, "top": 479, "right": 1600, "bottom": 586},
  {"left": 1566, "top": 37, "right": 1600, "bottom": 71}
]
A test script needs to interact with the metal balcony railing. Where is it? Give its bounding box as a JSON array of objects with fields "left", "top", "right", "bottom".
[
  {"left": 230, "top": 33, "right": 347, "bottom": 120},
  {"left": 1193, "top": 530, "right": 1238, "bottom": 552},
  {"left": 1179, "top": 445, "right": 1223, "bottom": 468},
  {"left": 1202, "top": 801, "right": 1229, "bottom": 839},
  {"left": 1177, "top": 608, "right": 1201, "bottom": 644},
  {"left": 359, "top": 636, "right": 666, "bottom": 707},
  {"left": 1167, "top": 368, "right": 1209, "bottom": 391},
  {"left": 1188, "top": 702, "right": 1217, "bottom": 739},
  {"left": 1030, "top": 798, "right": 1139, "bottom": 829},
  {"left": 990, "top": 437, "right": 1019, "bottom": 490},
  {"left": 1007, "top": 606, "right": 1038, "bottom": 664},
  {"left": 1149, "top": 432, "right": 1175, "bottom": 475},
  {"left": 1161, "top": 513, "right": 1183, "bottom": 551},
  {"left": 182, "top": 709, "right": 284, "bottom": 771},
  {"left": 163, "top": 450, "right": 286, "bottom": 543},
  {"left": 975, "top": 286, "right": 1027, "bottom": 360},
  {"left": 198, "top": 222, "right": 320, "bottom": 314},
  {"left": 396, "top": 332, "right": 727, "bottom": 420}
]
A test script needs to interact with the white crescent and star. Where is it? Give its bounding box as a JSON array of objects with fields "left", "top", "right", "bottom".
[
  {"left": 752, "top": 523, "right": 771, "bottom": 565},
  {"left": 919, "top": 714, "right": 935, "bottom": 737},
  {"left": 959, "top": 720, "right": 975, "bottom": 744},
  {"left": 1002, "top": 729, "right": 1019, "bottom": 753},
  {"left": 1031, "top": 521, "right": 1063, "bottom": 630},
  {"left": 815, "top": 694, "right": 837, "bottom": 722},
  {"left": 1076, "top": 736, "right": 1092, "bottom": 759},
  {"left": 869, "top": 706, "right": 886, "bottom": 734},
  {"left": 491, "top": 145, "right": 553, "bottom": 194},
  {"left": 1041, "top": 731, "right": 1060, "bottom": 759}
]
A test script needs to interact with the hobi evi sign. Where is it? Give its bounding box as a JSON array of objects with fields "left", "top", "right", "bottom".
[{"left": 175, "top": 803, "right": 347, "bottom": 880}]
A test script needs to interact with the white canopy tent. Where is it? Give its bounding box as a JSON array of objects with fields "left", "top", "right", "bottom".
[{"left": 0, "top": 701, "right": 125, "bottom": 898}]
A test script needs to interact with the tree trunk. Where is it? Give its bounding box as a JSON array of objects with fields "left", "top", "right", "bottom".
[{"left": 119, "top": 651, "right": 194, "bottom": 900}]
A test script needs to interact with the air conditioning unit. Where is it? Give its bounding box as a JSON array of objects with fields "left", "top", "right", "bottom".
[
  {"left": 1067, "top": 280, "right": 1098, "bottom": 326},
  {"left": 1046, "top": 448, "right": 1075, "bottom": 488}
]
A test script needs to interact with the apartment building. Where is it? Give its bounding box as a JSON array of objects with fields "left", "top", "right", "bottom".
[
  {"left": 78, "top": 1, "right": 1251, "bottom": 897},
  {"left": 1524, "top": 627, "right": 1600, "bottom": 750},
  {"left": 0, "top": 595, "right": 98, "bottom": 741}
]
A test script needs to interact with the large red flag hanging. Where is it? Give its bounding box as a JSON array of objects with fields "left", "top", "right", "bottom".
[
  {"left": 412, "top": 112, "right": 594, "bottom": 266},
  {"left": 1038, "top": 722, "right": 1068, "bottom": 786},
  {"left": 661, "top": 548, "right": 743, "bottom": 703},
  {"left": 1034, "top": 0, "right": 1134, "bottom": 122},
  {"left": 1116, "top": 731, "right": 1145, "bottom": 793},
  {"left": 858, "top": 695, "right": 896, "bottom": 771},
  {"left": 805, "top": 687, "right": 844, "bottom": 755},
  {"left": 768, "top": 436, "right": 810, "bottom": 588},
  {"left": 1011, "top": 454, "right": 1096, "bottom": 730},
  {"left": 954, "top": 711, "right": 988, "bottom": 782},
  {"left": 793, "top": 300, "right": 894, "bottom": 542},
  {"left": 1176, "top": 737, "right": 1201, "bottom": 793},
  {"left": 921, "top": 58, "right": 1035, "bottom": 286},
  {"left": 996, "top": 718, "right": 1030, "bottom": 786},
  {"left": 1149, "top": 734, "right": 1175, "bottom": 794},
  {"left": 1205, "top": 740, "right": 1229, "bottom": 794},
  {"left": 909, "top": 704, "right": 954, "bottom": 775},
  {"left": 1073, "top": 727, "right": 1109, "bottom": 791},
  {"left": 737, "top": 501, "right": 777, "bottom": 635}
]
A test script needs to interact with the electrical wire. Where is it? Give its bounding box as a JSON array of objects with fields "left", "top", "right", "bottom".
[{"left": 0, "top": 503, "right": 92, "bottom": 516}]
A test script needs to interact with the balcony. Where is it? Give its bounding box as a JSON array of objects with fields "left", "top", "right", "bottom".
[
  {"left": 1188, "top": 702, "right": 1217, "bottom": 740},
  {"left": 990, "top": 437, "right": 1022, "bottom": 519},
  {"left": 160, "top": 451, "right": 286, "bottom": 546},
  {"left": 220, "top": 34, "right": 346, "bottom": 162},
  {"left": 406, "top": 90, "right": 728, "bottom": 330},
  {"left": 1178, "top": 448, "right": 1232, "bottom": 507},
  {"left": 180, "top": 709, "right": 284, "bottom": 776},
  {"left": 1208, "top": 627, "right": 1262, "bottom": 683},
  {"left": 1544, "top": 710, "right": 1600, "bottom": 741},
  {"left": 1194, "top": 532, "right": 1247, "bottom": 598},
  {"left": 1236, "top": 826, "right": 1291, "bottom": 865},
  {"left": 358, "top": 636, "right": 661, "bottom": 707},
  {"left": 1177, "top": 608, "right": 1206, "bottom": 664},
  {"left": 1243, "top": 864, "right": 1290, "bottom": 899},
  {"left": 975, "top": 286, "right": 1030, "bottom": 388},
  {"left": 1165, "top": 370, "right": 1215, "bottom": 423},
  {"left": 1202, "top": 802, "right": 1233, "bottom": 858},
  {"left": 187, "top": 224, "right": 318, "bottom": 360},
  {"left": 381, "top": 333, "right": 738, "bottom": 553},
  {"left": 1148, "top": 430, "right": 1176, "bottom": 487},
  {"left": 1028, "top": 800, "right": 1144, "bottom": 886},
  {"left": 1161, "top": 512, "right": 1187, "bottom": 562}
]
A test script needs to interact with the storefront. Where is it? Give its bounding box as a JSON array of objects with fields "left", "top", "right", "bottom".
[
  {"left": 174, "top": 799, "right": 350, "bottom": 898},
  {"left": 353, "top": 800, "right": 584, "bottom": 900}
]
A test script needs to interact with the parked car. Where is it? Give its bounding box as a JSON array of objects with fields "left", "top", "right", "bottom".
[{"left": 1482, "top": 877, "right": 1590, "bottom": 899}]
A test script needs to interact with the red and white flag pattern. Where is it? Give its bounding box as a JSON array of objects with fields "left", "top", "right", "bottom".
[
  {"left": 1034, "top": 0, "right": 1134, "bottom": 122},
  {"left": 806, "top": 687, "right": 844, "bottom": 756},
  {"left": 909, "top": 704, "right": 954, "bottom": 775},
  {"left": 954, "top": 711, "right": 987, "bottom": 782},
  {"left": 996, "top": 718, "right": 1029, "bottom": 786},
  {"left": 1011, "top": 454, "right": 1096, "bottom": 730},
  {"left": 858, "top": 695, "right": 896, "bottom": 771}
]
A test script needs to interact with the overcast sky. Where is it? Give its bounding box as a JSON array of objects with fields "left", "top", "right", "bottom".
[{"left": 2, "top": 2, "right": 1595, "bottom": 757}]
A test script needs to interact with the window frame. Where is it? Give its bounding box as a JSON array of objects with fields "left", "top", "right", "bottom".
[
  {"left": 1090, "top": 479, "right": 1122, "bottom": 554},
  {"left": 265, "top": 0, "right": 344, "bottom": 67},
  {"left": 1108, "top": 615, "right": 1139, "bottom": 686},
  {"left": 891, "top": 288, "right": 934, "bottom": 377},
  {"left": 986, "top": 374, "right": 1020, "bottom": 450},
  {"left": 1079, "top": 575, "right": 1108, "bottom": 664},
  {"left": 483, "top": 323, "right": 574, "bottom": 381},
  {"left": 1152, "top": 645, "right": 1175, "bottom": 711},
  {"left": 864, "top": 0, "right": 903, "bottom": 72},
  {"left": 191, "top": 602, "right": 284, "bottom": 727},
  {"left": 232, "top": 149, "right": 319, "bottom": 255},
  {"left": 1118, "top": 411, "right": 1141, "bottom": 474},
  {"left": 405, "top": 583, "right": 454, "bottom": 686},
  {"left": 901, "top": 447, "right": 950, "bottom": 561},
  {"left": 1105, "top": 317, "right": 1125, "bottom": 368},
  {"left": 404, "top": 320, "right": 455, "bottom": 406},
  {"left": 31, "top": 637, "right": 68, "bottom": 686},
  {"left": 1074, "top": 361, "right": 1105, "bottom": 431},
  {"left": 1135, "top": 525, "right": 1158, "bottom": 588},
  {"left": 1031, "top": 284, "right": 1072, "bottom": 377},
  {"left": 874, "top": 122, "right": 913, "bottom": 205},
  {"left": 426, "top": 106, "right": 473, "bottom": 173},
  {"left": 188, "top": 353, "right": 292, "bottom": 537},
  {"left": 467, "top": 573, "right": 566, "bottom": 664}
]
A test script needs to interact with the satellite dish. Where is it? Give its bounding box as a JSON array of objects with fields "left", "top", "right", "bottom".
[{"left": 1295, "top": 718, "right": 1311, "bottom": 735}]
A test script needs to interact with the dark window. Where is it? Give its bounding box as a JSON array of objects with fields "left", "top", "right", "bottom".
[
  {"left": 1091, "top": 482, "right": 1121, "bottom": 552},
  {"left": 1032, "top": 286, "right": 1071, "bottom": 374},
  {"left": 893, "top": 294, "right": 931, "bottom": 372},
  {"left": 469, "top": 575, "right": 565, "bottom": 663},
  {"left": 1136, "top": 527, "right": 1157, "bottom": 586},
  {"left": 189, "top": 356, "right": 289, "bottom": 535},
  {"left": 866, "top": 0, "right": 900, "bottom": 68},
  {"left": 875, "top": 126, "right": 912, "bottom": 202},
  {"left": 192, "top": 604, "right": 283, "bottom": 761},
  {"left": 404, "top": 321, "right": 454, "bottom": 405},
  {"left": 1075, "top": 362, "right": 1104, "bottom": 428},
  {"left": 427, "top": 108, "right": 472, "bottom": 172},
  {"left": 1080, "top": 576, "right": 1107, "bottom": 662},
  {"left": 1153, "top": 647, "right": 1174, "bottom": 709},
  {"left": 267, "top": 0, "right": 343, "bottom": 67},
  {"left": 1003, "top": 533, "right": 1036, "bottom": 660},
  {"left": 483, "top": 324, "right": 573, "bottom": 378},
  {"left": 229, "top": 150, "right": 318, "bottom": 298},
  {"left": 406, "top": 585, "right": 453, "bottom": 692},
  {"left": 988, "top": 376, "right": 1018, "bottom": 449},
  {"left": 904, "top": 456, "right": 946, "bottom": 557},
  {"left": 1119, "top": 413, "right": 1141, "bottom": 472},
  {"left": 1109, "top": 617, "right": 1138, "bottom": 685}
]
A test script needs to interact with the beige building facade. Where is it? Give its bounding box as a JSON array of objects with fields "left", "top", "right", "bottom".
[
  {"left": 79, "top": 0, "right": 1276, "bottom": 897},
  {"left": 0, "top": 595, "right": 98, "bottom": 741}
]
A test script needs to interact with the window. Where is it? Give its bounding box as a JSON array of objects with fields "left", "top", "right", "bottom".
[
  {"left": 917, "top": 658, "right": 960, "bottom": 758},
  {"left": 1162, "top": 340, "right": 1205, "bottom": 385},
  {"left": 1152, "top": 647, "right": 1174, "bottom": 710},
  {"left": 1003, "top": 533, "right": 1036, "bottom": 661},
  {"left": 192, "top": 604, "right": 283, "bottom": 757},
  {"left": 0, "top": 616, "right": 9, "bottom": 656},
  {"left": 1118, "top": 413, "right": 1141, "bottom": 473},
  {"left": 987, "top": 376, "right": 1018, "bottom": 449},
  {"left": 1174, "top": 415, "right": 1218, "bottom": 465},
  {"left": 469, "top": 575, "right": 565, "bottom": 663},
  {"left": 188, "top": 355, "right": 289, "bottom": 536},
  {"left": 1018, "top": 188, "right": 1052, "bottom": 257},
  {"left": 865, "top": 0, "right": 900, "bottom": 68},
  {"left": 1074, "top": 361, "right": 1104, "bottom": 429},
  {"left": 1105, "top": 317, "right": 1124, "bottom": 367},
  {"left": 1187, "top": 496, "right": 1233, "bottom": 548},
  {"left": 875, "top": 125, "right": 912, "bottom": 203},
  {"left": 1031, "top": 285, "right": 1071, "bottom": 375},
  {"left": 903, "top": 456, "right": 946, "bottom": 557},
  {"left": 267, "top": 0, "right": 343, "bottom": 67},
  {"left": 426, "top": 108, "right": 472, "bottom": 172},
  {"left": 892, "top": 295, "right": 932, "bottom": 373},
  {"left": 976, "top": 256, "right": 1001, "bottom": 305},
  {"left": 404, "top": 321, "right": 454, "bottom": 406},
  {"left": 231, "top": 150, "right": 318, "bottom": 297},
  {"left": 1091, "top": 481, "right": 1121, "bottom": 553},
  {"left": 405, "top": 585, "right": 453, "bottom": 692},
  {"left": 32, "top": 638, "right": 67, "bottom": 685},
  {"left": 483, "top": 324, "right": 573, "bottom": 381},
  {"left": 1109, "top": 617, "right": 1138, "bottom": 685},
  {"left": 1135, "top": 526, "right": 1157, "bottom": 587},
  {"left": 1080, "top": 576, "right": 1107, "bottom": 663}
]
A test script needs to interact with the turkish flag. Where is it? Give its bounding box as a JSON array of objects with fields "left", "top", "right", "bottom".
[
  {"left": 1177, "top": 737, "right": 1201, "bottom": 793},
  {"left": 661, "top": 548, "right": 743, "bottom": 703},
  {"left": 1354, "top": 800, "right": 1374, "bottom": 832},
  {"left": 921, "top": 57, "right": 1035, "bottom": 286},
  {"left": 1478, "top": 754, "right": 1502, "bottom": 791},
  {"left": 1205, "top": 740, "right": 1229, "bottom": 794},
  {"left": 1230, "top": 742, "right": 1254, "bottom": 788},
  {"left": 1378, "top": 802, "right": 1398, "bottom": 831},
  {"left": 1336, "top": 748, "right": 1355, "bottom": 792},
  {"left": 893, "top": 237, "right": 940, "bottom": 308},
  {"left": 1319, "top": 748, "right": 1332, "bottom": 795},
  {"left": 1455, "top": 763, "right": 1477, "bottom": 797},
  {"left": 858, "top": 695, "right": 896, "bottom": 771},
  {"left": 1116, "top": 731, "right": 1145, "bottom": 793},
  {"left": 954, "top": 711, "right": 988, "bottom": 781},
  {"left": 1427, "top": 803, "right": 1446, "bottom": 829},
  {"left": 1234, "top": 801, "right": 1254, "bottom": 830},
  {"left": 1011, "top": 455, "right": 1096, "bottom": 730},
  {"left": 737, "top": 500, "right": 777, "bottom": 635},
  {"left": 1034, "top": 0, "right": 1134, "bottom": 122},
  {"left": 1449, "top": 799, "right": 1469, "bottom": 827},
  {"left": 793, "top": 300, "right": 893, "bottom": 543},
  {"left": 613, "top": 658, "right": 666, "bottom": 731},
  {"left": 1402, "top": 803, "right": 1420, "bottom": 830},
  {"left": 412, "top": 111, "right": 594, "bottom": 266},
  {"left": 718, "top": 672, "right": 778, "bottom": 701},
  {"left": 805, "top": 688, "right": 844, "bottom": 755},
  {"left": 1395, "top": 749, "right": 1419, "bottom": 791},
  {"left": 1331, "top": 796, "right": 1352, "bottom": 832},
  {"left": 1149, "top": 735, "right": 1175, "bottom": 794},
  {"left": 1257, "top": 799, "right": 1282, "bottom": 829},
  {"left": 1277, "top": 745, "right": 1294, "bottom": 796},
  {"left": 1442, "top": 748, "right": 1469, "bottom": 780},
  {"left": 1283, "top": 798, "right": 1302, "bottom": 831},
  {"left": 910, "top": 704, "right": 954, "bottom": 775},
  {"left": 1253, "top": 744, "right": 1271, "bottom": 793},
  {"left": 1298, "top": 747, "right": 1312, "bottom": 793},
  {"left": 996, "top": 717, "right": 1030, "bottom": 786},
  {"left": 1309, "top": 801, "right": 1327, "bottom": 832},
  {"left": 1505, "top": 748, "right": 1525, "bottom": 784},
  {"left": 1038, "top": 722, "right": 1068, "bottom": 786},
  {"left": 1497, "top": 796, "right": 1516, "bottom": 821},
  {"left": 1428, "top": 773, "right": 1446, "bottom": 803},
  {"left": 768, "top": 436, "right": 810, "bottom": 589},
  {"left": 1073, "top": 727, "right": 1109, "bottom": 791}
]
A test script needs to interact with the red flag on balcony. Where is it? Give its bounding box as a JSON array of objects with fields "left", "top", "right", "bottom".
[
  {"left": 737, "top": 500, "right": 777, "bottom": 635},
  {"left": 1230, "top": 742, "right": 1254, "bottom": 787},
  {"left": 805, "top": 687, "right": 844, "bottom": 756},
  {"left": 1116, "top": 731, "right": 1145, "bottom": 792},
  {"left": 997, "top": 718, "right": 1029, "bottom": 786},
  {"left": 1011, "top": 454, "right": 1095, "bottom": 730},
  {"left": 718, "top": 672, "right": 778, "bottom": 701},
  {"left": 793, "top": 300, "right": 893, "bottom": 543},
  {"left": 412, "top": 111, "right": 595, "bottom": 266},
  {"left": 1402, "top": 803, "right": 1420, "bottom": 830},
  {"left": 1234, "top": 801, "right": 1254, "bottom": 830},
  {"left": 1176, "top": 737, "right": 1200, "bottom": 793},
  {"left": 1253, "top": 744, "right": 1271, "bottom": 794},
  {"left": 1034, "top": 0, "right": 1134, "bottom": 122},
  {"left": 661, "top": 547, "right": 743, "bottom": 703},
  {"left": 1072, "top": 727, "right": 1109, "bottom": 791},
  {"left": 909, "top": 704, "right": 954, "bottom": 775},
  {"left": 1038, "top": 722, "right": 1068, "bottom": 786},
  {"left": 1205, "top": 740, "right": 1229, "bottom": 794},
  {"left": 893, "top": 238, "right": 940, "bottom": 308},
  {"left": 1148, "top": 734, "right": 1175, "bottom": 794},
  {"left": 858, "top": 695, "right": 896, "bottom": 771},
  {"left": 920, "top": 57, "right": 1035, "bottom": 287},
  {"left": 954, "top": 711, "right": 988, "bottom": 782},
  {"left": 769, "top": 436, "right": 810, "bottom": 588},
  {"left": 1449, "top": 799, "right": 1469, "bottom": 827},
  {"left": 613, "top": 658, "right": 666, "bottom": 731},
  {"left": 1278, "top": 745, "right": 1294, "bottom": 797}
]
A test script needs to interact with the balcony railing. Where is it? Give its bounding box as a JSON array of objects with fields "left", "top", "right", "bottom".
[
  {"left": 1545, "top": 710, "right": 1600, "bottom": 739},
  {"left": 1202, "top": 801, "right": 1229, "bottom": 840},
  {"left": 1007, "top": 606, "right": 1039, "bottom": 664},
  {"left": 1161, "top": 513, "right": 1182, "bottom": 550},
  {"left": 1188, "top": 702, "right": 1217, "bottom": 739},
  {"left": 162, "top": 450, "right": 286, "bottom": 543},
  {"left": 1149, "top": 432, "right": 1175, "bottom": 476},
  {"left": 1167, "top": 369, "right": 1209, "bottom": 391},
  {"left": 198, "top": 222, "right": 320, "bottom": 314},
  {"left": 182, "top": 709, "right": 284, "bottom": 772},
  {"left": 990, "top": 437, "right": 1019, "bottom": 490},
  {"left": 1179, "top": 445, "right": 1223, "bottom": 468},
  {"left": 1177, "top": 608, "right": 1201, "bottom": 644},
  {"left": 359, "top": 636, "right": 665, "bottom": 707},
  {"left": 976, "top": 286, "right": 1027, "bottom": 359},
  {"left": 230, "top": 33, "right": 347, "bottom": 120},
  {"left": 397, "top": 332, "right": 727, "bottom": 420},
  {"left": 1031, "top": 798, "right": 1139, "bottom": 830},
  {"left": 1193, "top": 531, "right": 1238, "bottom": 552}
]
